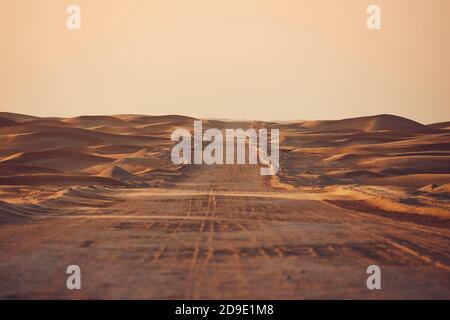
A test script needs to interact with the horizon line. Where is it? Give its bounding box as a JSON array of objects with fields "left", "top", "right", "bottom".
[{"left": 1, "top": 110, "right": 447, "bottom": 126}]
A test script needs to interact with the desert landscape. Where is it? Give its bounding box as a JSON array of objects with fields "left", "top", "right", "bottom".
[{"left": 0, "top": 111, "right": 449, "bottom": 299}]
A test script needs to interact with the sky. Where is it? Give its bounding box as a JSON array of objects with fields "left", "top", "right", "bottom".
[{"left": 0, "top": 0, "right": 449, "bottom": 123}]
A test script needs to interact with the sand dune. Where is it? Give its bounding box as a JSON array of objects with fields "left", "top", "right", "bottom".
[
  {"left": 360, "top": 156, "right": 450, "bottom": 174},
  {"left": 420, "top": 183, "right": 450, "bottom": 194},
  {"left": 327, "top": 169, "right": 385, "bottom": 179},
  {"left": 63, "top": 115, "right": 130, "bottom": 127},
  {"left": 116, "top": 114, "right": 195, "bottom": 125},
  {"left": 0, "top": 113, "right": 178, "bottom": 187},
  {"left": 0, "top": 164, "right": 63, "bottom": 175},
  {"left": 90, "top": 125, "right": 144, "bottom": 135},
  {"left": 0, "top": 117, "right": 19, "bottom": 127},
  {"left": 0, "top": 174, "right": 126, "bottom": 187},
  {"left": 323, "top": 153, "right": 383, "bottom": 163},
  {"left": 93, "top": 145, "right": 148, "bottom": 155},
  {"left": 5, "top": 131, "right": 105, "bottom": 149},
  {"left": 0, "top": 148, "right": 114, "bottom": 171},
  {"left": 274, "top": 116, "right": 450, "bottom": 191},
  {"left": 299, "top": 114, "right": 435, "bottom": 133},
  {"left": 0, "top": 112, "right": 39, "bottom": 122},
  {"left": 429, "top": 121, "right": 450, "bottom": 131},
  {"left": 20, "top": 118, "right": 68, "bottom": 127},
  {"left": 99, "top": 165, "right": 144, "bottom": 183},
  {"left": 360, "top": 174, "right": 450, "bottom": 188}
]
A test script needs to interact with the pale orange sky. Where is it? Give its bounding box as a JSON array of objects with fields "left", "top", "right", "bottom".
[{"left": 1, "top": 0, "right": 449, "bottom": 123}]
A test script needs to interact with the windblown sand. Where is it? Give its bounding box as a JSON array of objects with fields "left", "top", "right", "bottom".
[{"left": 0, "top": 112, "right": 449, "bottom": 299}]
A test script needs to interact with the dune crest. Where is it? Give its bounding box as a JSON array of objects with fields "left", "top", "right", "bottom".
[
  {"left": 300, "top": 114, "right": 434, "bottom": 133},
  {"left": 99, "top": 165, "right": 143, "bottom": 183}
]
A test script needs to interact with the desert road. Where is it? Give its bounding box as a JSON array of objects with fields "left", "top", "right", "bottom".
[{"left": 0, "top": 163, "right": 449, "bottom": 299}]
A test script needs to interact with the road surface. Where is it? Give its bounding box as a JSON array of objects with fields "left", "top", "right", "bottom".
[{"left": 0, "top": 164, "right": 449, "bottom": 299}]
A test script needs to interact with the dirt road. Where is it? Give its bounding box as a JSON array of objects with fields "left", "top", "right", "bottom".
[{"left": 0, "top": 163, "right": 449, "bottom": 299}]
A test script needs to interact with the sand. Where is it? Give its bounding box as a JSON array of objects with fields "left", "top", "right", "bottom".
[{"left": 0, "top": 112, "right": 449, "bottom": 299}]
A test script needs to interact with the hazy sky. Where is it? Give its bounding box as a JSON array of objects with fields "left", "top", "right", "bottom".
[{"left": 1, "top": 0, "right": 449, "bottom": 123}]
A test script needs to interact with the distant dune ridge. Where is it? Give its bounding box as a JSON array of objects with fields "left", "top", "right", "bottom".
[
  {"left": 0, "top": 112, "right": 449, "bottom": 191},
  {"left": 298, "top": 114, "right": 436, "bottom": 133},
  {"left": 428, "top": 121, "right": 450, "bottom": 131}
]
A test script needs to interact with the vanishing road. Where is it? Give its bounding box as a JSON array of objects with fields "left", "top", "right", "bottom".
[{"left": 0, "top": 164, "right": 449, "bottom": 299}]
